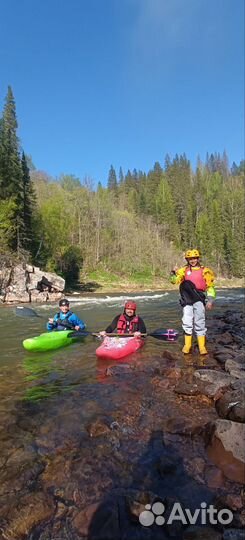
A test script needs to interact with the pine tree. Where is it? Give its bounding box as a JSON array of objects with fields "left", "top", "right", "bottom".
[
  {"left": 118, "top": 166, "right": 124, "bottom": 184},
  {"left": 18, "top": 151, "right": 37, "bottom": 252},
  {"left": 107, "top": 165, "right": 118, "bottom": 191},
  {"left": 0, "top": 86, "right": 22, "bottom": 200}
]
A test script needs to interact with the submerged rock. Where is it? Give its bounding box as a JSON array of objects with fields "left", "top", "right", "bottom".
[
  {"left": 207, "top": 419, "right": 245, "bottom": 483},
  {"left": 215, "top": 387, "right": 245, "bottom": 423}
]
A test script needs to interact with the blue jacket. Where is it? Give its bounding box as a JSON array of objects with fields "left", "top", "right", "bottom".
[{"left": 47, "top": 310, "right": 86, "bottom": 331}]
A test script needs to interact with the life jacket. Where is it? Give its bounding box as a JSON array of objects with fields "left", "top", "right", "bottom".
[
  {"left": 55, "top": 310, "right": 74, "bottom": 330},
  {"left": 117, "top": 314, "right": 139, "bottom": 334},
  {"left": 184, "top": 266, "right": 207, "bottom": 291},
  {"left": 179, "top": 280, "right": 206, "bottom": 306}
]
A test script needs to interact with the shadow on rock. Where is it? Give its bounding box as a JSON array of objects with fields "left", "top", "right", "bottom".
[{"left": 85, "top": 430, "right": 218, "bottom": 540}]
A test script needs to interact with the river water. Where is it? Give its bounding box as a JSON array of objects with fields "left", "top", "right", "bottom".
[
  {"left": 0, "top": 288, "right": 243, "bottom": 410},
  {"left": 0, "top": 288, "right": 244, "bottom": 539}
]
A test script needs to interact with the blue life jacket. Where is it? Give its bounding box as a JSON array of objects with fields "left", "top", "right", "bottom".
[{"left": 54, "top": 310, "right": 75, "bottom": 330}]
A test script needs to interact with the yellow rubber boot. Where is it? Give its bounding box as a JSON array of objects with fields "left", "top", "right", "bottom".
[
  {"left": 182, "top": 334, "right": 192, "bottom": 354},
  {"left": 197, "top": 336, "right": 208, "bottom": 355}
]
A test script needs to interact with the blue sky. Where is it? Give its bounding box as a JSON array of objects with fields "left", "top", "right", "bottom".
[{"left": 0, "top": 0, "right": 244, "bottom": 185}]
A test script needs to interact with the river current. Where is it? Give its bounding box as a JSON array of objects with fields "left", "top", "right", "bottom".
[{"left": 0, "top": 288, "right": 243, "bottom": 407}]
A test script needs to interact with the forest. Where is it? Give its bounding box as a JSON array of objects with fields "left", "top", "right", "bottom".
[{"left": 0, "top": 86, "right": 244, "bottom": 285}]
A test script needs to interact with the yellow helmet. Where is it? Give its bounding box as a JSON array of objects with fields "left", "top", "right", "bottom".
[{"left": 185, "top": 249, "right": 200, "bottom": 259}]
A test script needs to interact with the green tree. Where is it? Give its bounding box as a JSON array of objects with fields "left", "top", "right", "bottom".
[
  {"left": 0, "top": 86, "right": 22, "bottom": 201},
  {"left": 19, "top": 152, "right": 37, "bottom": 252},
  {"left": 107, "top": 165, "right": 118, "bottom": 191}
]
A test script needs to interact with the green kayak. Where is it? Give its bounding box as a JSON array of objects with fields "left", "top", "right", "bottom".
[{"left": 23, "top": 330, "right": 87, "bottom": 352}]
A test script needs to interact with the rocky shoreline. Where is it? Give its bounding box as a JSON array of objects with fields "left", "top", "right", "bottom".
[
  {"left": 0, "top": 263, "right": 65, "bottom": 304},
  {"left": 0, "top": 308, "right": 244, "bottom": 540}
]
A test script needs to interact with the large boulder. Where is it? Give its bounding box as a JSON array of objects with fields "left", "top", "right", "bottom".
[
  {"left": 0, "top": 264, "right": 12, "bottom": 301},
  {"left": 2, "top": 262, "right": 65, "bottom": 304},
  {"left": 26, "top": 267, "right": 65, "bottom": 292}
]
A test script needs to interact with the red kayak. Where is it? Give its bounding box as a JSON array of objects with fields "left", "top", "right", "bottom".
[{"left": 96, "top": 336, "right": 145, "bottom": 360}]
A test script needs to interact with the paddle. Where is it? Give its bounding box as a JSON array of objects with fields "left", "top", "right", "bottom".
[
  {"left": 68, "top": 328, "right": 179, "bottom": 342},
  {"left": 15, "top": 306, "right": 42, "bottom": 318},
  {"left": 15, "top": 307, "right": 179, "bottom": 342}
]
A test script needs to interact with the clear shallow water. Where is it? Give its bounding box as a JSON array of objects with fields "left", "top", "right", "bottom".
[
  {"left": 0, "top": 288, "right": 243, "bottom": 407},
  {"left": 0, "top": 288, "right": 244, "bottom": 540}
]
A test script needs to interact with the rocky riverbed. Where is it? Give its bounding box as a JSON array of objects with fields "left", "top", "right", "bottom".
[{"left": 0, "top": 308, "right": 244, "bottom": 540}]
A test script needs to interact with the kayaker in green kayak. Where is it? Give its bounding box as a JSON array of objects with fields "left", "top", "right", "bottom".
[
  {"left": 99, "top": 300, "right": 146, "bottom": 337},
  {"left": 47, "top": 299, "right": 86, "bottom": 331}
]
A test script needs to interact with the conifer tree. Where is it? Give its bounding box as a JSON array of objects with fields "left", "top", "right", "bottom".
[
  {"left": 118, "top": 166, "right": 124, "bottom": 184},
  {"left": 107, "top": 165, "right": 118, "bottom": 191},
  {"left": 0, "top": 86, "right": 22, "bottom": 200},
  {"left": 19, "top": 151, "right": 37, "bottom": 252}
]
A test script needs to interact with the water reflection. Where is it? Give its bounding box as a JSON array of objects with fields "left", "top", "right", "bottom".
[{"left": 22, "top": 351, "right": 67, "bottom": 401}]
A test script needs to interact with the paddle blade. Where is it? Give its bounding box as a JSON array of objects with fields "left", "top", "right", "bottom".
[
  {"left": 15, "top": 306, "right": 41, "bottom": 318},
  {"left": 149, "top": 328, "right": 179, "bottom": 341},
  {"left": 67, "top": 330, "right": 91, "bottom": 339}
]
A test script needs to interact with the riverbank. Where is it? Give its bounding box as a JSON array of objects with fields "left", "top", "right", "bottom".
[{"left": 76, "top": 272, "right": 244, "bottom": 295}]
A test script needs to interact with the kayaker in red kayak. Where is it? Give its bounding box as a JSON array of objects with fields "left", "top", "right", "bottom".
[
  {"left": 47, "top": 298, "right": 86, "bottom": 331},
  {"left": 99, "top": 300, "right": 146, "bottom": 337}
]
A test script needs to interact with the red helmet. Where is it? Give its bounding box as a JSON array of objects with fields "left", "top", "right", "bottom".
[{"left": 125, "top": 300, "right": 137, "bottom": 311}]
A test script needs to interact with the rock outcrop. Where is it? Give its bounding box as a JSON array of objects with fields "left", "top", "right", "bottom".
[{"left": 0, "top": 262, "right": 65, "bottom": 304}]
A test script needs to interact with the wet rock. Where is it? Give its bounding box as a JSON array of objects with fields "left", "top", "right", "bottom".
[
  {"left": 0, "top": 447, "right": 45, "bottom": 497},
  {"left": 217, "top": 332, "right": 234, "bottom": 346},
  {"left": 83, "top": 496, "right": 121, "bottom": 540},
  {"left": 125, "top": 488, "right": 159, "bottom": 522},
  {"left": 213, "top": 349, "right": 237, "bottom": 366},
  {"left": 174, "top": 375, "right": 217, "bottom": 401},
  {"left": 207, "top": 419, "right": 245, "bottom": 483},
  {"left": 221, "top": 494, "right": 244, "bottom": 511},
  {"left": 232, "top": 352, "right": 245, "bottom": 365},
  {"left": 86, "top": 417, "right": 111, "bottom": 437},
  {"left": 223, "top": 530, "right": 245, "bottom": 540},
  {"left": 225, "top": 359, "right": 245, "bottom": 380},
  {"left": 151, "top": 376, "right": 170, "bottom": 390},
  {"left": 231, "top": 379, "right": 245, "bottom": 391},
  {"left": 184, "top": 457, "right": 206, "bottom": 483},
  {"left": 194, "top": 370, "right": 234, "bottom": 398},
  {"left": 174, "top": 380, "right": 201, "bottom": 396},
  {"left": 162, "top": 350, "right": 179, "bottom": 362},
  {"left": 105, "top": 364, "right": 132, "bottom": 377},
  {"left": 156, "top": 454, "right": 179, "bottom": 476},
  {"left": 72, "top": 501, "right": 101, "bottom": 536},
  {"left": 183, "top": 526, "right": 222, "bottom": 539},
  {"left": 162, "top": 367, "right": 182, "bottom": 380},
  {"left": 204, "top": 465, "right": 224, "bottom": 488},
  {"left": 215, "top": 387, "right": 245, "bottom": 423},
  {"left": 163, "top": 416, "right": 204, "bottom": 436},
  {"left": 2, "top": 491, "right": 55, "bottom": 540}
]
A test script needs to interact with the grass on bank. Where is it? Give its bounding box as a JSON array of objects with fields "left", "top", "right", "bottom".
[{"left": 81, "top": 270, "right": 244, "bottom": 293}]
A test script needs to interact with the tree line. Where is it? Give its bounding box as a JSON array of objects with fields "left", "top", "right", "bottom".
[{"left": 0, "top": 86, "right": 244, "bottom": 283}]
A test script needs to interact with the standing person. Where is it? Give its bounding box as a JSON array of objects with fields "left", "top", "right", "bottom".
[
  {"left": 100, "top": 300, "right": 146, "bottom": 337},
  {"left": 47, "top": 298, "right": 86, "bottom": 331},
  {"left": 170, "top": 249, "right": 216, "bottom": 354}
]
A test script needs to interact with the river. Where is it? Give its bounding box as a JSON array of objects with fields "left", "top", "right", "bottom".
[{"left": 0, "top": 288, "right": 244, "bottom": 540}]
